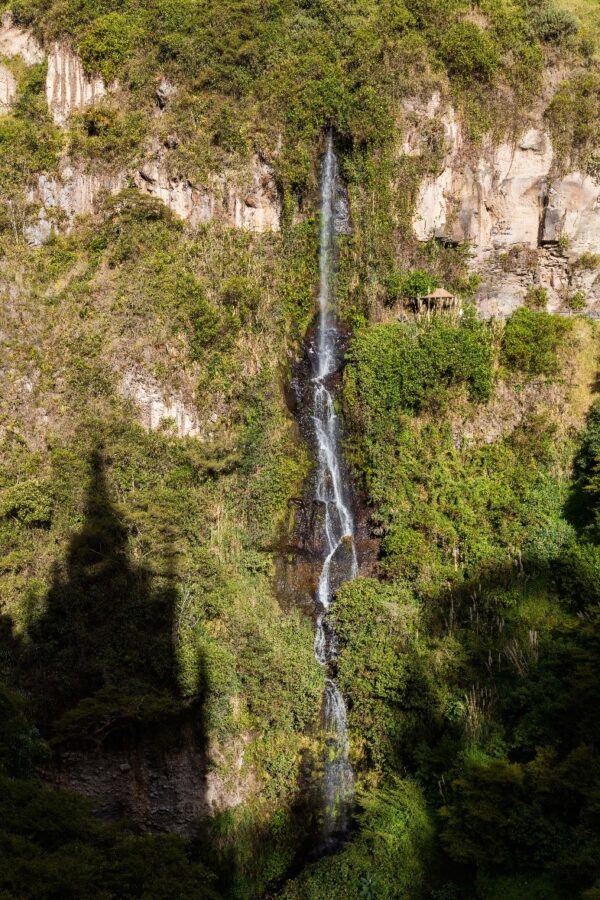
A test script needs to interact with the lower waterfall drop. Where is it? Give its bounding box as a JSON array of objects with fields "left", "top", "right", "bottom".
[{"left": 312, "top": 132, "right": 358, "bottom": 845}]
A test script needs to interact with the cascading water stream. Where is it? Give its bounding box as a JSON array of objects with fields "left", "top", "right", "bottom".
[{"left": 312, "top": 133, "right": 358, "bottom": 843}]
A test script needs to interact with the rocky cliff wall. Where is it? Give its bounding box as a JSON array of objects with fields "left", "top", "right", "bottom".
[
  {"left": 0, "top": 62, "right": 16, "bottom": 111},
  {"left": 0, "top": 11, "right": 43, "bottom": 64},
  {"left": 46, "top": 42, "right": 107, "bottom": 126},
  {"left": 134, "top": 149, "right": 281, "bottom": 234},
  {"left": 408, "top": 91, "right": 600, "bottom": 316},
  {"left": 1, "top": 19, "right": 281, "bottom": 240},
  {"left": 3, "top": 13, "right": 597, "bottom": 311}
]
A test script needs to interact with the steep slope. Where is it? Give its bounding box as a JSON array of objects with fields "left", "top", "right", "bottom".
[{"left": 0, "top": 0, "right": 599, "bottom": 897}]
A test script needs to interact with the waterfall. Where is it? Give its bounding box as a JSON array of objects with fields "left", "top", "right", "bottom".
[{"left": 312, "top": 133, "right": 358, "bottom": 842}]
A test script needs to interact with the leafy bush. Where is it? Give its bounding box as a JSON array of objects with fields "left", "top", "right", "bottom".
[
  {"left": 220, "top": 275, "right": 260, "bottom": 323},
  {"left": 574, "top": 398, "right": 600, "bottom": 482},
  {"left": 183, "top": 276, "right": 224, "bottom": 358},
  {"left": 525, "top": 284, "right": 548, "bottom": 310},
  {"left": 0, "top": 480, "right": 53, "bottom": 526},
  {"left": 546, "top": 74, "right": 600, "bottom": 162},
  {"left": 573, "top": 252, "right": 600, "bottom": 271},
  {"left": 567, "top": 290, "right": 586, "bottom": 311},
  {"left": 282, "top": 778, "right": 433, "bottom": 899},
  {"left": 438, "top": 22, "right": 499, "bottom": 84},
  {"left": 332, "top": 578, "right": 425, "bottom": 768},
  {"left": 345, "top": 314, "right": 494, "bottom": 421},
  {"left": 70, "top": 103, "right": 146, "bottom": 167},
  {"left": 401, "top": 269, "right": 438, "bottom": 301},
  {"left": 79, "top": 12, "right": 143, "bottom": 80},
  {"left": 0, "top": 116, "right": 58, "bottom": 189},
  {"left": 501, "top": 308, "right": 571, "bottom": 377},
  {"left": 534, "top": 4, "right": 579, "bottom": 43},
  {"left": 384, "top": 269, "right": 439, "bottom": 306}
]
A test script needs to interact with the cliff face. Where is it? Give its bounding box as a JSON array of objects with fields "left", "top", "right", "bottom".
[
  {"left": 134, "top": 150, "right": 282, "bottom": 234},
  {"left": 6, "top": 14, "right": 598, "bottom": 318},
  {"left": 0, "top": 62, "right": 16, "bottom": 110},
  {"left": 0, "top": 11, "right": 43, "bottom": 64},
  {"left": 2, "top": 23, "right": 281, "bottom": 243},
  {"left": 46, "top": 42, "right": 107, "bottom": 126},
  {"left": 408, "top": 91, "right": 600, "bottom": 316}
]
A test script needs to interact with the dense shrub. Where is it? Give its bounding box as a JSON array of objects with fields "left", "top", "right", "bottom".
[
  {"left": 401, "top": 269, "right": 438, "bottom": 301},
  {"left": 70, "top": 103, "right": 146, "bottom": 167},
  {"left": 282, "top": 778, "right": 433, "bottom": 899},
  {"left": 0, "top": 480, "right": 53, "bottom": 526},
  {"left": 345, "top": 314, "right": 494, "bottom": 422},
  {"left": 525, "top": 284, "right": 549, "bottom": 310},
  {"left": 546, "top": 74, "right": 600, "bottom": 162},
  {"left": 220, "top": 275, "right": 261, "bottom": 323},
  {"left": 438, "top": 22, "right": 499, "bottom": 84},
  {"left": 501, "top": 308, "right": 571, "bottom": 376},
  {"left": 79, "top": 12, "right": 143, "bottom": 80},
  {"left": 534, "top": 3, "right": 579, "bottom": 43},
  {"left": 567, "top": 290, "right": 586, "bottom": 311}
]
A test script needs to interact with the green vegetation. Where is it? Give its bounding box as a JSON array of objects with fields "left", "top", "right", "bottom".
[
  {"left": 5, "top": 0, "right": 578, "bottom": 195},
  {"left": 0, "top": 0, "right": 599, "bottom": 897},
  {"left": 0, "top": 186, "right": 321, "bottom": 895},
  {"left": 282, "top": 779, "right": 434, "bottom": 899},
  {"left": 502, "top": 307, "right": 572, "bottom": 376},
  {"left": 524, "top": 283, "right": 549, "bottom": 310},
  {"left": 533, "top": 3, "right": 579, "bottom": 43},
  {"left": 287, "top": 312, "right": 600, "bottom": 898},
  {"left": 438, "top": 21, "right": 500, "bottom": 84},
  {"left": 0, "top": 59, "right": 60, "bottom": 232},
  {"left": 345, "top": 313, "right": 493, "bottom": 419},
  {"left": 546, "top": 73, "right": 600, "bottom": 165},
  {"left": 567, "top": 290, "right": 587, "bottom": 311},
  {"left": 557, "top": 0, "right": 600, "bottom": 55}
]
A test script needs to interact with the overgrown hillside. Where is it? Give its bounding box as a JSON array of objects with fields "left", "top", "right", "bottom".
[{"left": 0, "top": 0, "right": 599, "bottom": 898}]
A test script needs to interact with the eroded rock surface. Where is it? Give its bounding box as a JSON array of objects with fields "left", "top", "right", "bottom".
[
  {"left": 0, "top": 12, "right": 43, "bottom": 64},
  {"left": 46, "top": 43, "right": 106, "bottom": 126},
  {"left": 408, "top": 91, "right": 600, "bottom": 315},
  {"left": 135, "top": 150, "right": 281, "bottom": 233},
  {"left": 50, "top": 730, "right": 208, "bottom": 835},
  {"left": 26, "top": 163, "right": 126, "bottom": 245},
  {"left": 120, "top": 372, "right": 203, "bottom": 439},
  {"left": 0, "top": 62, "right": 16, "bottom": 110},
  {"left": 543, "top": 173, "right": 600, "bottom": 254},
  {"left": 410, "top": 94, "right": 554, "bottom": 256}
]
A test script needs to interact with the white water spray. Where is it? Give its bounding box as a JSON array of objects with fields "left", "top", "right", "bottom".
[{"left": 312, "top": 133, "right": 358, "bottom": 840}]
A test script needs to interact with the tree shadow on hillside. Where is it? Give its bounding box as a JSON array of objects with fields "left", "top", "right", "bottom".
[{"left": 20, "top": 443, "right": 210, "bottom": 828}]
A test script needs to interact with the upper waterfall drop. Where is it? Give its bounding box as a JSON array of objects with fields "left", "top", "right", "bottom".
[
  {"left": 313, "top": 134, "right": 358, "bottom": 616},
  {"left": 311, "top": 133, "right": 358, "bottom": 842}
]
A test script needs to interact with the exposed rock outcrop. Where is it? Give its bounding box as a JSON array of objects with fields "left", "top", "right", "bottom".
[
  {"left": 543, "top": 173, "right": 600, "bottom": 254},
  {"left": 156, "top": 77, "right": 177, "bottom": 110},
  {"left": 26, "top": 163, "right": 126, "bottom": 245},
  {"left": 205, "top": 734, "right": 254, "bottom": 814},
  {"left": 0, "top": 12, "right": 43, "bottom": 64},
  {"left": 0, "top": 62, "right": 16, "bottom": 111},
  {"left": 52, "top": 734, "right": 208, "bottom": 835},
  {"left": 120, "top": 372, "right": 203, "bottom": 439},
  {"left": 27, "top": 150, "right": 282, "bottom": 243},
  {"left": 50, "top": 729, "right": 254, "bottom": 834},
  {"left": 135, "top": 150, "right": 281, "bottom": 233},
  {"left": 46, "top": 43, "right": 106, "bottom": 126},
  {"left": 410, "top": 94, "right": 554, "bottom": 257},
  {"left": 408, "top": 91, "right": 600, "bottom": 315}
]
